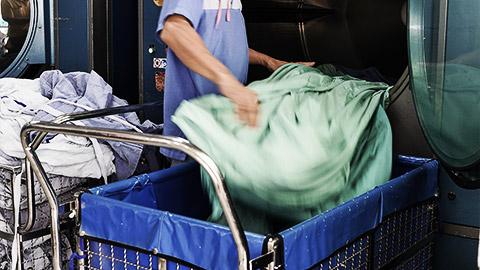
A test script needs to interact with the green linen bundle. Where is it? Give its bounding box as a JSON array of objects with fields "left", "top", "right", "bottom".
[{"left": 173, "top": 64, "right": 393, "bottom": 234}]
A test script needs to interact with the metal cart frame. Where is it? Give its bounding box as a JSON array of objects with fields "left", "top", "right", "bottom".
[
  {"left": 19, "top": 103, "right": 439, "bottom": 270},
  {"left": 20, "top": 102, "right": 271, "bottom": 270}
]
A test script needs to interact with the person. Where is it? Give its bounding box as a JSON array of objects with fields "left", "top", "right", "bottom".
[
  {"left": 156, "top": 0, "right": 314, "bottom": 165},
  {"left": 0, "top": 0, "right": 30, "bottom": 70},
  {"left": 1, "top": 0, "right": 29, "bottom": 53}
]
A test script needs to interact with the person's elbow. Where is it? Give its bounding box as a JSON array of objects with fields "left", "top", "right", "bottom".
[
  {"left": 160, "top": 15, "right": 188, "bottom": 45},
  {"left": 159, "top": 22, "right": 173, "bottom": 45}
]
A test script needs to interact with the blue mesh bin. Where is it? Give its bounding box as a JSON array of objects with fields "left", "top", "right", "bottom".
[{"left": 75, "top": 155, "right": 438, "bottom": 269}]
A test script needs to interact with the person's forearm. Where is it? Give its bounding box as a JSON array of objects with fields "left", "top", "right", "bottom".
[
  {"left": 249, "top": 48, "right": 315, "bottom": 72},
  {"left": 160, "top": 15, "right": 260, "bottom": 127},
  {"left": 160, "top": 15, "right": 237, "bottom": 88},
  {"left": 249, "top": 48, "right": 290, "bottom": 72},
  {"left": 249, "top": 48, "right": 271, "bottom": 66}
]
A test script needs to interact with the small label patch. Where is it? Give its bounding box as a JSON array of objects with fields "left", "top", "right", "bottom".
[{"left": 153, "top": 58, "right": 167, "bottom": 69}]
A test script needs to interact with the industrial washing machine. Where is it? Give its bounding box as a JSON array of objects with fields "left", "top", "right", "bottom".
[{"left": 6, "top": 0, "right": 480, "bottom": 269}]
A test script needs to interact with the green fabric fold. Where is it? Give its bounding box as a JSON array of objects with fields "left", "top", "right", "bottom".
[{"left": 172, "top": 64, "right": 393, "bottom": 234}]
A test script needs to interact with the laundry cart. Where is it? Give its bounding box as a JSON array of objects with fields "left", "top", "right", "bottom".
[
  {"left": 0, "top": 104, "right": 109, "bottom": 269},
  {"left": 0, "top": 163, "right": 97, "bottom": 269},
  {"left": 20, "top": 119, "right": 439, "bottom": 270},
  {"left": 74, "top": 155, "right": 438, "bottom": 270}
]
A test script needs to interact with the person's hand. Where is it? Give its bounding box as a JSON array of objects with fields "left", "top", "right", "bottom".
[
  {"left": 217, "top": 76, "right": 260, "bottom": 127},
  {"left": 265, "top": 58, "right": 315, "bottom": 72}
]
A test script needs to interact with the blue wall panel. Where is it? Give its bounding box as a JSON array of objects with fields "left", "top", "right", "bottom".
[
  {"left": 142, "top": 1, "right": 165, "bottom": 124},
  {"left": 57, "top": 0, "right": 89, "bottom": 72}
]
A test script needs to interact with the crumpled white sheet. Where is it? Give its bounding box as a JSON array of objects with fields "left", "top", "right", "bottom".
[{"left": 0, "top": 77, "right": 115, "bottom": 179}]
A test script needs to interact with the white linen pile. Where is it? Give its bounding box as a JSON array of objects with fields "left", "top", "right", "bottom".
[{"left": 0, "top": 77, "right": 115, "bottom": 179}]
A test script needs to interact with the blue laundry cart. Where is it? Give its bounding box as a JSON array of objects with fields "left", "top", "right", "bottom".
[
  {"left": 74, "top": 155, "right": 438, "bottom": 269},
  {"left": 20, "top": 114, "right": 439, "bottom": 270}
]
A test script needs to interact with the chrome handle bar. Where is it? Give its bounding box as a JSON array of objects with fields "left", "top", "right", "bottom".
[
  {"left": 20, "top": 121, "right": 250, "bottom": 270},
  {"left": 19, "top": 101, "right": 163, "bottom": 233}
]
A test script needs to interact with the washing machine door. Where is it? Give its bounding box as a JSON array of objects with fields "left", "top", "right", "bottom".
[
  {"left": 409, "top": 0, "right": 480, "bottom": 188},
  {"left": 0, "top": 0, "right": 53, "bottom": 78}
]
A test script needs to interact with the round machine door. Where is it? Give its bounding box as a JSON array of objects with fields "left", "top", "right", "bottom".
[
  {"left": 0, "top": 0, "right": 52, "bottom": 78},
  {"left": 409, "top": 0, "right": 480, "bottom": 188}
]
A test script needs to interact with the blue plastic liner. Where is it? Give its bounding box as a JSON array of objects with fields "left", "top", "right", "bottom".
[
  {"left": 280, "top": 156, "right": 438, "bottom": 269},
  {"left": 80, "top": 156, "right": 438, "bottom": 269},
  {"left": 81, "top": 162, "right": 265, "bottom": 269}
]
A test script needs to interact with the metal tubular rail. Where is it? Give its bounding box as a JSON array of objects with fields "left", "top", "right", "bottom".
[
  {"left": 20, "top": 120, "right": 250, "bottom": 270},
  {"left": 19, "top": 101, "right": 163, "bottom": 233}
]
